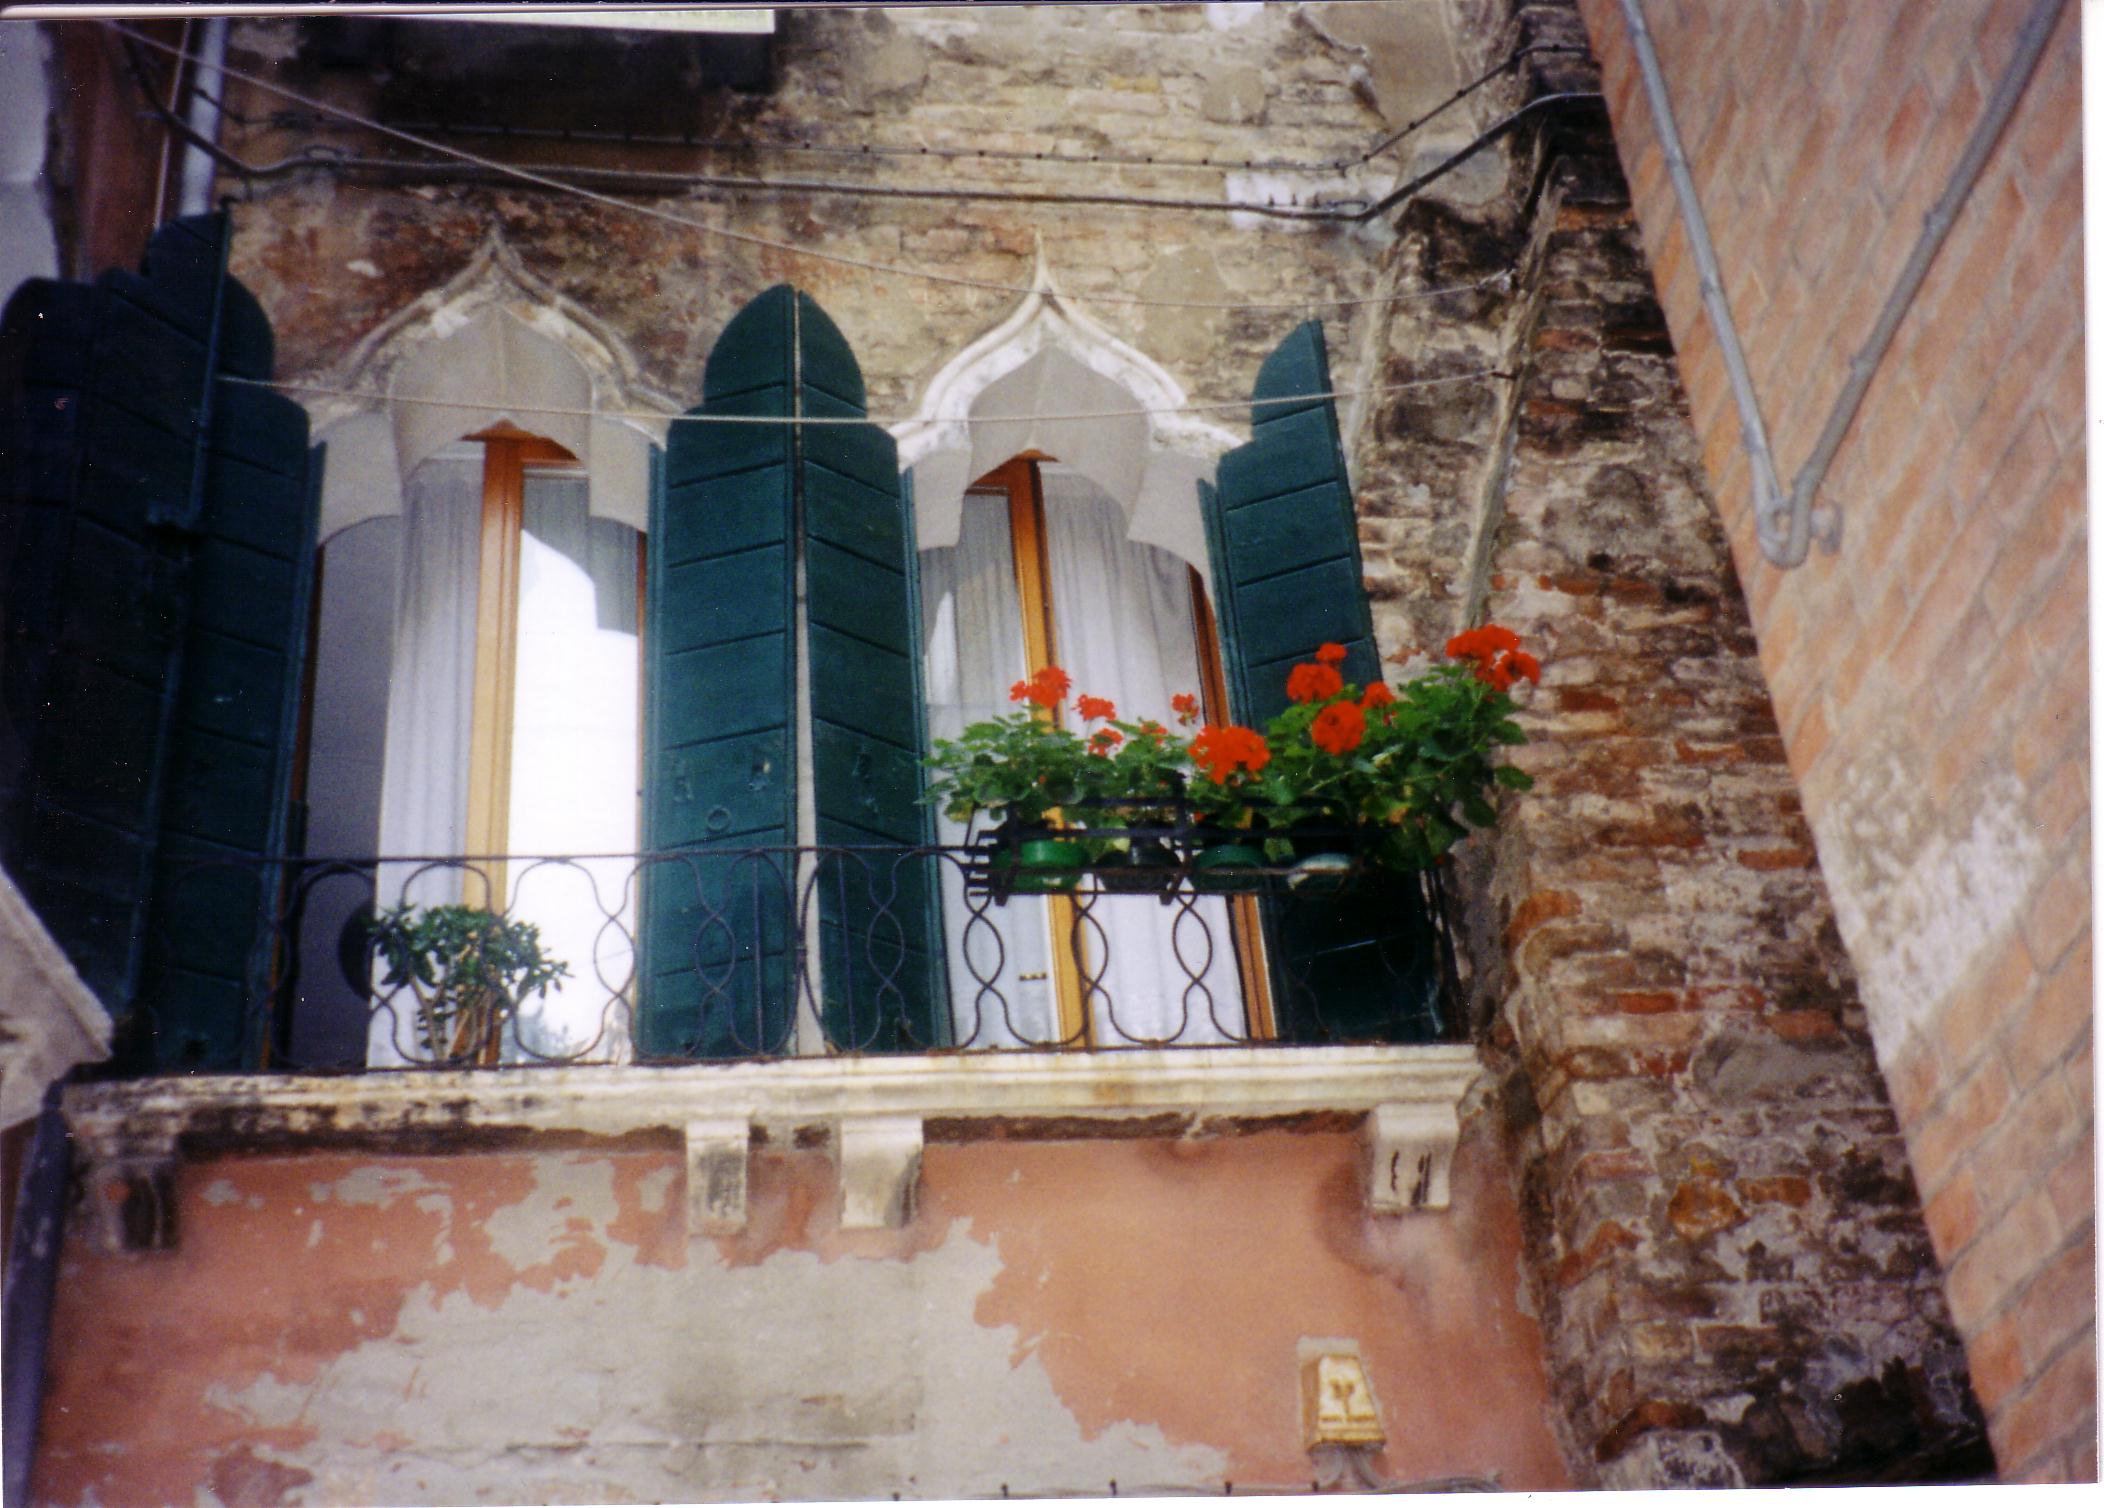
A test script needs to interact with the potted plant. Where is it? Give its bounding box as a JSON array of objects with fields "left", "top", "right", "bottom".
[
  {"left": 1073, "top": 698, "right": 1191, "bottom": 893},
  {"left": 1181, "top": 716, "right": 1275, "bottom": 892},
  {"left": 924, "top": 665, "right": 1092, "bottom": 892},
  {"left": 1253, "top": 630, "right": 1538, "bottom": 879},
  {"left": 367, "top": 902, "right": 570, "bottom": 1064}
]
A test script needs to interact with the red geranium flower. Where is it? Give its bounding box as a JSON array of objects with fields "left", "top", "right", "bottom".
[
  {"left": 1088, "top": 727, "right": 1123, "bottom": 754},
  {"left": 1445, "top": 624, "right": 1521, "bottom": 661},
  {"left": 1135, "top": 719, "right": 1169, "bottom": 744},
  {"left": 1189, "top": 724, "right": 1270, "bottom": 783},
  {"left": 1285, "top": 661, "right": 1344, "bottom": 704},
  {"left": 1311, "top": 700, "right": 1366, "bottom": 755},
  {"left": 1077, "top": 694, "right": 1117, "bottom": 722},
  {"left": 1017, "top": 665, "right": 1071, "bottom": 709},
  {"left": 1360, "top": 682, "right": 1395, "bottom": 709},
  {"left": 1445, "top": 623, "right": 1539, "bottom": 691},
  {"left": 1171, "top": 692, "right": 1202, "bottom": 725},
  {"left": 1316, "top": 641, "right": 1348, "bottom": 665}
]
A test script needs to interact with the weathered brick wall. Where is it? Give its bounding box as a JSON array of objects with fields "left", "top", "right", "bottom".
[
  {"left": 1573, "top": 0, "right": 2091, "bottom": 1482},
  {"left": 1349, "top": 0, "right": 1991, "bottom": 1484}
]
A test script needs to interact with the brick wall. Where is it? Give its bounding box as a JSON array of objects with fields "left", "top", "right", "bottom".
[
  {"left": 1346, "top": 1, "right": 1989, "bottom": 1483},
  {"left": 1574, "top": 0, "right": 2091, "bottom": 1483}
]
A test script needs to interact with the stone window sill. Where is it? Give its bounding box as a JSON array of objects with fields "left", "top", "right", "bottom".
[{"left": 61, "top": 1044, "right": 1483, "bottom": 1250}]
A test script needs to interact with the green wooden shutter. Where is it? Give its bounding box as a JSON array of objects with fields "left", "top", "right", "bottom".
[
  {"left": 0, "top": 213, "right": 319, "bottom": 1070},
  {"left": 1203, "top": 322, "right": 1382, "bottom": 724},
  {"left": 640, "top": 287, "right": 801, "bottom": 1058},
  {"left": 639, "top": 287, "right": 944, "bottom": 1058},
  {"left": 798, "top": 294, "right": 946, "bottom": 1053},
  {"left": 1202, "top": 320, "right": 1443, "bottom": 1045}
]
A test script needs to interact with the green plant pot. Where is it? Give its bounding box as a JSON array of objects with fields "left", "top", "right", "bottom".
[
  {"left": 1190, "top": 841, "right": 1264, "bottom": 893},
  {"left": 1097, "top": 838, "right": 1178, "bottom": 895},
  {"left": 1011, "top": 835, "right": 1086, "bottom": 893}
]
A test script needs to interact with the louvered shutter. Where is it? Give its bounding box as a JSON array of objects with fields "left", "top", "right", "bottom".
[
  {"left": 798, "top": 294, "right": 946, "bottom": 1053},
  {"left": 1201, "top": 321, "right": 1444, "bottom": 1044},
  {"left": 0, "top": 213, "right": 319, "bottom": 1070}
]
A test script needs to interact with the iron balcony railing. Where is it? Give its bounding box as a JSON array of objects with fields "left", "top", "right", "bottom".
[{"left": 129, "top": 829, "right": 1462, "bottom": 1075}]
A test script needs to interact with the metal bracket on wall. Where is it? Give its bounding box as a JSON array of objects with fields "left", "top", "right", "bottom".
[{"left": 1618, "top": 0, "right": 2067, "bottom": 569}]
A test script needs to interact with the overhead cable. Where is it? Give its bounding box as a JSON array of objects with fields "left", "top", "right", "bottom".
[
  {"left": 111, "top": 22, "right": 1523, "bottom": 312},
  {"left": 225, "top": 367, "right": 1513, "bottom": 427},
  {"left": 366, "top": 42, "right": 1588, "bottom": 177}
]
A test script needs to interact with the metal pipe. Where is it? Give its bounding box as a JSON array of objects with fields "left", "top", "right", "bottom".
[
  {"left": 1618, "top": 0, "right": 2066, "bottom": 568},
  {"left": 1616, "top": 0, "right": 1798, "bottom": 560},
  {"left": 186, "top": 94, "right": 1608, "bottom": 230},
  {"left": 2, "top": 1088, "right": 75, "bottom": 1506},
  {"left": 227, "top": 146, "right": 1374, "bottom": 221},
  {"left": 1786, "top": 0, "right": 2067, "bottom": 555},
  {"left": 174, "top": 15, "right": 228, "bottom": 215}
]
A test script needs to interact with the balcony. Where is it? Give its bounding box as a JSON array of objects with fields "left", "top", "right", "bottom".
[
  {"left": 132, "top": 830, "right": 1462, "bottom": 1074},
  {"left": 60, "top": 836, "right": 1479, "bottom": 1249}
]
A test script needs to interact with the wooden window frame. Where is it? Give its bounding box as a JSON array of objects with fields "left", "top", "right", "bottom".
[{"left": 462, "top": 425, "right": 587, "bottom": 911}]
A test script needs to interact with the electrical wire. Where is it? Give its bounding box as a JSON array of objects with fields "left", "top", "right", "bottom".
[
  {"left": 225, "top": 366, "right": 1513, "bottom": 427},
  {"left": 111, "top": 21, "right": 1527, "bottom": 313},
  {"left": 357, "top": 42, "right": 1587, "bottom": 177}
]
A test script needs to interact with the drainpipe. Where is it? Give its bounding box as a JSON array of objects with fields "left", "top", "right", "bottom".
[
  {"left": 174, "top": 15, "right": 228, "bottom": 216},
  {"left": 2, "top": 1086, "right": 74, "bottom": 1506},
  {"left": 1617, "top": 0, "right": 2066, "bottom": 569}
]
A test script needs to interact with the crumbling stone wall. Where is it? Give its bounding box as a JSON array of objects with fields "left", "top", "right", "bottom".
[
  {"left": 216, "top": 3, "right": 1454, "bottom": 422},
  {"left": 1351, "top": 0, "right": 1991, "bottom": 1486},
  {"left": 1571, "top": 0, "right": 2090, "bottom": 1483}
]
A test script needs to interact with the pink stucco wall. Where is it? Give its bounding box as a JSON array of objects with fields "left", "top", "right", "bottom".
[{"left": 36, "top": 1122, "right": 1570, "bottom": 1504}]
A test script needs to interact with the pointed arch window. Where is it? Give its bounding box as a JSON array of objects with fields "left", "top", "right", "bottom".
[
  {"left": 919, "top": 454, "right": 1270, "bottom": 1046},
  {"left": 295, "top": 425, "right": 643, "bottom": 1067}
]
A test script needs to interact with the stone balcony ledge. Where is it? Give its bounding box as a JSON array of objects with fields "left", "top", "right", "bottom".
[{"left": 62, "top": 1044, "right": 1484, "bottom": 1249}]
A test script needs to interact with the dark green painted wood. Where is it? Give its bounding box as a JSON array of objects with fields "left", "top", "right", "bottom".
[
  {"left": 1203, "top": 319, "right": 1440, "bottom": 1046},
  {"left": 639, "top": 288, "right": 800, "bottom": 1058},
  {"left": 1204, "top": 322, "right": 1378, "bottom": 725},
  {"left": 135, "top": 373, "right": 318, "bottom": 1071},
  {"left": 639, "top": 288, "right": 945, "bottom": 1058},
  {"left": 798, "top": 292, "right": 945, "bottom": 1054},
  {"left": 0, "top": 211, "right": 317, "bottom": 1067}
]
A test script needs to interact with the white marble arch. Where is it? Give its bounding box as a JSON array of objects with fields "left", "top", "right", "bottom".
[
  {"left": 892, "top": 254, "right": 1242, "bottom": 585},
  {"left": 306, "top": 230, "right": 676, "bottom": 542}
]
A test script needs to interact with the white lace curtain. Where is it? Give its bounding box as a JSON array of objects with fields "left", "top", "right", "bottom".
[
  {"left": 367, "top": 454, "right": 638, "bottom": 1066},
  {"left": 919, "top": 469, "right": 1246, "bottom": 1048}
]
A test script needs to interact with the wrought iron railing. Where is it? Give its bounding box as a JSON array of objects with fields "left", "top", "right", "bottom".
[{"left": 126, "top": 831, "right": 1461, "bottom": 1075}]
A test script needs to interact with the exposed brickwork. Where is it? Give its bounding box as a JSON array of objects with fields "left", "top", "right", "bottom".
[
  {"left": 1358, "top": 1, "right": 1990, "bottom": 1485},
  {"left": 1576, "top": 0, "right": 2091, "bottom": 1481},
  {"left": 17, "top": 2, "right": 2044, "bottom": 1495}
]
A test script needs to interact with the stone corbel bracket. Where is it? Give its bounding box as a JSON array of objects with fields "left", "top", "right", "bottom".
[{"left": 62, "top": 1045, "right": 1482, "bottom": 1251}]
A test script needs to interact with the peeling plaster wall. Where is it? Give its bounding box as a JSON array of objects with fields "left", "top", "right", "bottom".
[{"left": 35, "top": 1126, "right": 1569, "bottom": 1506}]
